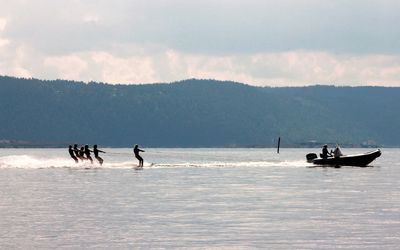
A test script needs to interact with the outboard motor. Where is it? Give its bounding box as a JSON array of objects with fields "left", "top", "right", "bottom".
[{"left": 306, "top": 153, "right": 318, "bottom": 162}]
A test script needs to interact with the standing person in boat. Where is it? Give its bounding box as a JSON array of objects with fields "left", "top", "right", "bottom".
[
  {"left": 133, "top": 144, "right": 145, "bottom": 167},
  {"left": 321, "top": 144, "right": 333, "bottom": 159},
  {"left": 84, "top": 145, "right": 93, "bottom": 164},
  {"left": 93, "top": 144, "right": 105, "bottom": 165},
  {"left": 68, "top": 145, "right": 78, "bottom": 163}
]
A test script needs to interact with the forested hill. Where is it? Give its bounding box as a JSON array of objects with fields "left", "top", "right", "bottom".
[{"left": 1, "top": 76, "right": 399, "bottom": 147}]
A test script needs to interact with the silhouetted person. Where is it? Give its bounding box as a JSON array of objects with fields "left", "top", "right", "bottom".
[
  {"left": 84, "top": 145, "right": 93, "bottom": 164},
  {"left": 321, "top": 144, "right": 332, "bottom": 159},
  {"left": 73, "top": 144, "right": 83, "bottom": 161},
  {"left": 68, "top": 145, "right": 78, "bottom": 163},
  {"left": 133, "top": 144, "right": 145, "bottom": 167},
  {"left": 93, "top": 144, "right": 105, "bottom": 165},
  {"left": 79, "top": 146, "right": 87, "bottom": 160}
]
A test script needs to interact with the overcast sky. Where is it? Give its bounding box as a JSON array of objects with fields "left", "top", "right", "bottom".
[{"left": 0, "top": 0, "right": 399, "bottom": 86}]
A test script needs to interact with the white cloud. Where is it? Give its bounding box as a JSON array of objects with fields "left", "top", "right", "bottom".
[
  {"left": 3, "top": 46, "right": 399, "bottom": 86},
  {"left": 83, "top": 14, "right": 100, "bottom": 24},
  {"left": 0, "top": 17, "right": 6, "bottom": 31},
  {"left": 44, "top": 55, "right": 88, "bottom": 80},
  {"left": 0, "top": 17, "right": 9, "bottom": 47},
  {"left": 12, "top": 66, "right": 31, "bottom": 78},
  {"left": 152, "top": 50, "right": 400, "bottom": 86},
  {"left": 0, "top": 42, "right": 36, "bottom": 78},
  {"left": 0, "top": 38, "right": 9, "bottom": 47},
  {"left": 90, "top": 51, "right": 156, "bottom": 83}
]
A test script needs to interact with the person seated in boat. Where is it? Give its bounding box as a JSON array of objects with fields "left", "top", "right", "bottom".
[
  {"left": 333, "top": 145, "right": 343, "bottom": 158},
  {"left": 320, "top": 144, "right": 332, "bottom": 159}
]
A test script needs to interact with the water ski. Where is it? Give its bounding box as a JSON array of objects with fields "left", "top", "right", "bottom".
[{"left": 133, "top": 162, "right": 154, "bottom": 169}]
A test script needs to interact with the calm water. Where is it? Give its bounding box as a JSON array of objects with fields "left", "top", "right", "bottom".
[{"left": 0, "top": 148, "right": 399, "bottom": 249}]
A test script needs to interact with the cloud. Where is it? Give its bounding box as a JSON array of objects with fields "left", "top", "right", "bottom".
[
  {"left": 90, "top": 51, "right": 156, "bottom": 83},
  {"left": 166, "top": 50, "right": 400, "bottom": 86},
  {"left": 0, "top": 17, "right": 9, "bottom": 47},
  {"left": 0, "top": 1, "right": 399, "bottom": 85},
  {"left": 0, "top": 38, "right": 9, "bottom": 47},
  {"left": 1, "top": 0, "right": 399, "bottom": 55},
  {"left": 44, "top": 54, "right": 88, "bottom": 80},
  {"left": 82, "top": 14, "right": 100, "bottom": 24},
  {"left": 2, "top": 42, "right": 400, "bottom": 86},
  {"left": 0, "top": 17, "right": 6, "bottom": 31}
]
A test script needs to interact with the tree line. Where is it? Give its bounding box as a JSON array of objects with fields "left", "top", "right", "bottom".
[{"left": 1, "top": 76, "right": 399, "bottom": 147}]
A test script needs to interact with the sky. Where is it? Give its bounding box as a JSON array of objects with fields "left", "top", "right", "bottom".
[{"left": 0, "top": 0, "right": 399, "bottom": 86}]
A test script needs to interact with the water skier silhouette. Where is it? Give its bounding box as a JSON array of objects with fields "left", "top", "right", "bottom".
[
  {"left": 93, "top": 145, "right": 105, "bottom": 165},
  {"left": 79, "top": 146, "right": 87, "bottom": 160},
  {"left": 84, "top": 145, "right": 93, "bottom": 164},
  {"left": 68, "top": 145, "right": 78, "bottom": 163},
  {"left": 133, "top": 144, "right": 145, "bottom": 167},
  {"left": 73, "top": 144, "right": 83, "bottom": 161}
]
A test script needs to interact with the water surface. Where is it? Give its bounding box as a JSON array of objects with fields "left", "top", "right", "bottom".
[{"left": 0, "top": 148, "right": 399, "bottom": 249}]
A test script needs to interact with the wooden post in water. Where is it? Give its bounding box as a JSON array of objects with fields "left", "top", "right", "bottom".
[{"left": 277, "top": 137, "right": 281, "bottom": 154}]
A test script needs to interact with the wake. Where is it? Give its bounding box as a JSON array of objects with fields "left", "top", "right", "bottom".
[
  {"left": 0, "top": 155, "right": 144, "bottom": 169},
  {"left": 0, "top": 155, "right": 311, "bottom": 169},
  {"left": 154, "top": 160, "right": 311, "bottom": 168}
]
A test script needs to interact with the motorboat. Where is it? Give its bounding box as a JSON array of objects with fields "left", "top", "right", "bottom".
[{"left": 306, "top": 149, "right": 381, "bottom": 167}]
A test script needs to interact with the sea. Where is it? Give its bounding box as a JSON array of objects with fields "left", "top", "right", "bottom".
[{"left": 0, "top": 148, "right": 399, "bottom": 249}]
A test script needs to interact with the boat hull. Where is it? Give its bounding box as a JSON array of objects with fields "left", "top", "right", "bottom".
[{"left": 311, "top": 149, "right": 381, "bottom": 167}]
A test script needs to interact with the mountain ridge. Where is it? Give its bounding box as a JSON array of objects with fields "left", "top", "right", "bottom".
[{"left": 0, "top": 76, "right": 398, "bottom": 147}]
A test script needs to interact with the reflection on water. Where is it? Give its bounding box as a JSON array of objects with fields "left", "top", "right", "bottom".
[{"left": 0, "top": 148, "right": 399, "bottom": 249}]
